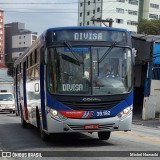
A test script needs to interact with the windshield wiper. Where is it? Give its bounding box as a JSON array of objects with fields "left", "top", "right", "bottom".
[
  {"left": 64, "top": 41, "right": 83, "bottom": 64},
  {"left": 98, "top": 41, "right": 117, "bottom": 63}
]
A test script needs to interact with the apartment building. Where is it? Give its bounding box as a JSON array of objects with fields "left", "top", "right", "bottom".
[
  {"left": 0, "top": 10, "right": 4, "bottom": 68},
  {"left": 5, "top": 22, "right": 38, "bottom": 60},
  {"left": 78, "top": 0, "right": 139, "bottom": 33},
  {"left": 12, "top": 33, "right": 37, "bottom": 59},
  {"left": 139, "top": 0, "right": 160, "bottom": 20}
]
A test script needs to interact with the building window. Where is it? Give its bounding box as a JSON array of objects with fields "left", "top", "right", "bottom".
[
  {"left": 0, "top": 30, "right": 2, "bottom": 34},
  {"left": 24, "top": 36, "right": 25, "bottom": 38},
  {"left": 88, "top": 1, "right": 90, "bottom": 5},
  {"left": 128, "top": 0, "right": 138, "bottom": 5},
  {"left": 80, "top": 22, "right": 82, "bottom": 26},
  {"left": 80, "top": 13, "right": 82, "bottom": 17},
  {"left": 20, "top": 63, "right": 21, "bottom": 73},
  {"left": 80, "top": 2, "right": 83, "bottom": 7},
  {"left": 30, "top": 54, "right": 32, "bottom": 66},
  {"left": 19, "top": 36, "right": 21, "bottom": 39},
  {"left": 149, "top": 14, "right": 158, "bottom": 19},
  {"left": 116, "top": 19, "right": 124, "bottom": 24},
  {"left": 87, "top": 11, "right": 90, "bottom": 16},
  {"left": 24, "top": 42, "right": 25, "bottom": 44},
  {"left": 128, "top": 10, "right": 138, "bottom": 16},
  {"left": 87, "top": 21, "right": 89, "bottom": 25},
  {"left": 97, "top": 7, "right": 100, "bottom": 12},
  {"left": 127, "top": 20, "right": 137, "bottom": 25},
  {"left": 150, "top": 3, "right": 159, "bottom": 9},
  {"left": 32, "top": 35, "right": 37, "bottom": 41},
  {"left": 27, "top": 57, "right": 29, "bottom": 68},
  {"left": 93, "top": 10, "right": 95, "bottom": 14},
  {"left": 116, "top": 8, "right": 124, "bottom": 14},
  {"left": 35, "top": 49, "right": 37, "bottom": 64}
]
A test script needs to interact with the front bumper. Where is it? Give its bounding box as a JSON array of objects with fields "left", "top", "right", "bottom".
[
  {"left": 46, "top": 111, "right": 132, "bottom": 133},
  {"left": 0, "top": 106, "right": 15, "bottom": 112}
]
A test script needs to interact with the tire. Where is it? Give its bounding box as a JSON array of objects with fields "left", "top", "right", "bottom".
[
  {"left": 20, "top": 108, "right": 28, "bottom": 128},
  {"left": 98, "top": 131, "right": 111, "bottom": 140}
]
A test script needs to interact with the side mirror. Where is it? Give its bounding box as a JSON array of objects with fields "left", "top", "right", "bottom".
[{"left": 132, "top": 48, "right": 137, "bottom": 65}]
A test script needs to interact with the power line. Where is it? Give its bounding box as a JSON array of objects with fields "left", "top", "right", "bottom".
[
  {"left": 1, "top": 11, "right": 133, "bottom": 13},
  {"left": 0, "top": 1, "right": 119, "bottom": 5},
  {"left": 4, "top": 10, "right": 160, "bottom": 14},
  {"left": 3, "top": 8, "right": 78, "bottom": 10}
]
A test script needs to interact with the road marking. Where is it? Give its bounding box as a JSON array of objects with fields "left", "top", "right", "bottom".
[{"left": 115, "top": 131, "right": 160, "bottom": 143}]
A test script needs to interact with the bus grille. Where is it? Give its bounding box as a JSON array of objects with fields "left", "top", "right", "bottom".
[
  {"left": 68, "top": 123, "right": 115, "bottom": 131},
  {"left": 61, "top": 100, "right": 121, "bottom": 111}
]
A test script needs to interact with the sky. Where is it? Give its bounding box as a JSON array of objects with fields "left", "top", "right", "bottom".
[{"left": 1, "top": 0, "right": 78, "bottom": 35}]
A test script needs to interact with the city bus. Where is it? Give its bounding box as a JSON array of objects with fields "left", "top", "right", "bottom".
[{"left": 14, "top": 26, "right": 134, "bottom": 141}]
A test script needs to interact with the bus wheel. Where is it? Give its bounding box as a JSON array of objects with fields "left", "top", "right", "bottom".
[
  {"left": 20, "top": 109, "right": 28, "bottom": 128},
  {"left": 98, "top": 131, "right": 111, "bottom": 140}
]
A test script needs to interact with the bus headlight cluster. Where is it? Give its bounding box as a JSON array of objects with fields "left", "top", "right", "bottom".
[
  {"left": 47, "top": 108, "right": 67, "bottom": 121},
  {"left": 117, "top": 106, "right": 133, "bottom": 119}
]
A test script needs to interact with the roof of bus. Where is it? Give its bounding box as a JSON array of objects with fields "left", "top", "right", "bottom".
[
  {"left": 14, "top": 26, "right": 129, "bottom": 67},
  {"left": 45, "top": 26, "right": 128, "bottom": 32}
]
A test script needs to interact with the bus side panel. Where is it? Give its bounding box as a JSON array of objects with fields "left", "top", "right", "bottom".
[{"left": 40, "top": 63, "right": 47, "bottom": 130}]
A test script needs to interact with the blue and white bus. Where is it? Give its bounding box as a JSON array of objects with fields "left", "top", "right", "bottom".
[{"left": 14, "top": 26, "right": 133, "bottom": 141}]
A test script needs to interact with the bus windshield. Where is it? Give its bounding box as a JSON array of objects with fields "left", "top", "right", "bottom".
[{"left": 47, "top": 46, "right": 132, "bottom": 95}]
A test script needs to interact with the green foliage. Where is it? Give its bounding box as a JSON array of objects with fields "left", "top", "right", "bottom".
[
  {"left": 137, "top": 19, "right": 160, "bottom": 35},
  {"left": 6, "top": 59, "right": 15, "bottom": 77}
]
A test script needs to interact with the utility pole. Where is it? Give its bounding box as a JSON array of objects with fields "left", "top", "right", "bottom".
[{"left": 91, "top": 17, "right": 114, "bottom": 27}]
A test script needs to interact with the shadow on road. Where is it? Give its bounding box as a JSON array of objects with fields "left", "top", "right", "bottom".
[{"left": 0, "top": 113, "right": 115, "bottom": 151}]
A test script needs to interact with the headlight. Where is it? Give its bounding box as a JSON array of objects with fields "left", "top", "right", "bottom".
[
  {"left": 117, "top": 105, "right": 133, "bottom": 119},
  {"left": 47, "top": 107, "right": 67, "bottom": 121}
]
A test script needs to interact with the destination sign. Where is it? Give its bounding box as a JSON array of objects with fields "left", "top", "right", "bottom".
[
  {"left": 52, "top": 30, "right": 126, "bottom": 42},
  {"left": 62, "top": 84, "right": 83, "bottom": 92}
]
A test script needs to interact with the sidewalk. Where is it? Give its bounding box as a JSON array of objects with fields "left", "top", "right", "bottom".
[{"left": 132, "top": 113, "right": 160, "bottom": 129}]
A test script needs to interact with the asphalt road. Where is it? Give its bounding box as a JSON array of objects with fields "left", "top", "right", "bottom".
[{"left": 0, "top": 113, "right": 160, "bottom": 160}]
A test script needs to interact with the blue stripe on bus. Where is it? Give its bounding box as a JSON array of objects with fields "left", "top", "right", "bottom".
[
  {"left": 46, "top": 90, "right": 133, "bottom": 118},
  {"left": 40, "top": 64, "right": 47, "bottom": 129}
]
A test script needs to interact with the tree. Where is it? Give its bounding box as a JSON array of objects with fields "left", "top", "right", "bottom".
[
  {"left": 6, "top": 59, "right": 15, "bottom": 77},
  {"left": 137, "top": 19, "right": 160, "bottom": 35}
]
